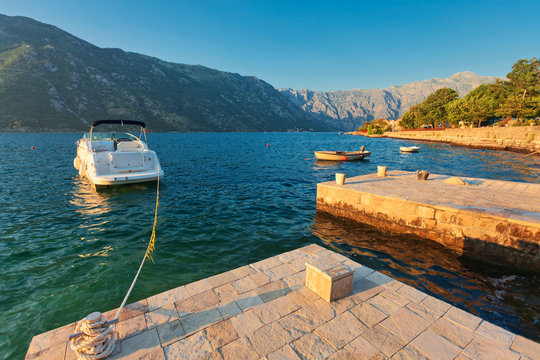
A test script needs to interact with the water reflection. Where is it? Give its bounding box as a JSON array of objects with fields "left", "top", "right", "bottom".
[
  {"left": 70, "top": 178, "right": 113, "bottom": 216},
  {"left": 311, "top": 212, "right": 540, "bottom": 340}
]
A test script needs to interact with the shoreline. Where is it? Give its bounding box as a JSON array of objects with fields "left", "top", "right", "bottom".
[{"left": 354, "top": 126, "right": 540, "bottom": 155}]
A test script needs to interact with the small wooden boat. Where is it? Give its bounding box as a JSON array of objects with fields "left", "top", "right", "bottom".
[
  {"left": 400, "top": 146, "right": 420, "bottom": 153},
  {"left": 314, "top": 150, "right": 371, "bottom": 161}
]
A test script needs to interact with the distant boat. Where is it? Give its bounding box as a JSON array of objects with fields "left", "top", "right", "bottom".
[
  {"left": 314, "top": 150, "right": 371, "bottom": 161},
  {"left": 400, "top": 146, "right": 421, "bottom": 153}
]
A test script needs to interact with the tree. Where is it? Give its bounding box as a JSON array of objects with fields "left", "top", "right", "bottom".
[
  {"left": 464, "top": 84, "right": 504, "bottom": 127},
  {"left": 446, "top": 98, "right": 468, "bottom": 126},
  {"left": 498, "top": 58, "right": 540, "bottom": 124},
  {"left": 401, "top": 104, "right": 420, "bottom": 129},
  {"left": 507, "top": 58, "right": 539, "bottom": 99},
  {"left": 420, "top": 88, "right": 459, "bottom": 127}
]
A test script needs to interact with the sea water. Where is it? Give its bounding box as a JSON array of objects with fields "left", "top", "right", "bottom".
[{"left": 0, "top": 132, "right": 538, "bottom": 359}]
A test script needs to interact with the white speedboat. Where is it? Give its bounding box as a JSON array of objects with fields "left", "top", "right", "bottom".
[
  {"left": 74, "top": 120, "right": 164, "bottom": 187},
  {"left": 400, "top": 146, "right": 421, "bottom": 153}
]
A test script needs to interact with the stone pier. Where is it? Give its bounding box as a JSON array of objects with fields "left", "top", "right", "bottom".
[
  {"left": 317, "top": 171, "right": 540, "bottom": 271},
  {"left": 26, "top": 244, "right": 538, "bottom": 359}
]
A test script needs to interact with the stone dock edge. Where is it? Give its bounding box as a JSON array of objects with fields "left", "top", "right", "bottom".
[
  {"left": 317, "top": 171, "right": 540, "bottom": 271},
  {"left": 26, "top": 244, "right": 539, "bottom": 360}
]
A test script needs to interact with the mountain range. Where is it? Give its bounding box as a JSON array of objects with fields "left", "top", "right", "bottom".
[
  {"left": 279, "top": 72, "right": 498, "bottom": 131},
  {"left": 0, "top": 14, "right": 498, "bottom": 132}
]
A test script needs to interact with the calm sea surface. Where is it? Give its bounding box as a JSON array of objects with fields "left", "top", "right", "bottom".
[{"left": 0, "top": 132, "right": 539, "bottom": 359}]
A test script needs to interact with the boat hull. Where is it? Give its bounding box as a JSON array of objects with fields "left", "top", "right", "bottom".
[
  {"left": 400, "top": 146, "right": 420, "bottom": 153},
  {"left": 74, "top": 129, "right": 164, "bottom": 188},
  {"left": 314, "top": 151, "right": 371, "bottom": 161}
]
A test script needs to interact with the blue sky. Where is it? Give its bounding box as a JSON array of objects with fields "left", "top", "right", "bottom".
[{"left": 1, "top": 0, "right": 538, "bottom": 91}]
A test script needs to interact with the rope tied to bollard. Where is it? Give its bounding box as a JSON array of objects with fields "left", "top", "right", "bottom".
[
  {"left": 70, "top": 148, "right": 160, "bottom": 359},
  {"left": 70, "top": 312, "right": 115, "bottom": 360}
]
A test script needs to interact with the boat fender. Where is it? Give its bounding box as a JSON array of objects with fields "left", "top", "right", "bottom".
[
  {"left": 74, "top": 157, "right": 81, "bottom": 170},
  {"left": 79, "top": 161, "right": 87, "bottom": 176}
]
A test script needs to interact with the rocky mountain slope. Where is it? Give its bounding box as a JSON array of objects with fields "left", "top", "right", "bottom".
[
  {"left": 280, "top": 72, "right": 499, "bottom": 131},
  {"left": 0, "top": 14, "right": 323, "bottom": 131}
]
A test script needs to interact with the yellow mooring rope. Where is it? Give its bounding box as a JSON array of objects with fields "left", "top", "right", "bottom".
[{"left": 70, "top": 167, "right": 161, "bottom": 359}]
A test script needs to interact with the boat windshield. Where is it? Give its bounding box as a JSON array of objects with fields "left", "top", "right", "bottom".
[{"left": 84, "top": 132, "right": 139, "bottom": 141}]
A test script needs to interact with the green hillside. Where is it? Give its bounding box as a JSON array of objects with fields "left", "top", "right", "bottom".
[{"left": 0, "top": 14, "right": 324, "bottom": 132}]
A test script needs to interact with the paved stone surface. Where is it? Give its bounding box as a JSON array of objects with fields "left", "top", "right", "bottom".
[
  {"left": 316, "top": 171, "right": 540, "bottom": 270},
  {"left": 290, "top": 332, "right": 336, "bottom": 360},
  {"left": 315, "top": 310, "right": 367, "bottom": 349},
  {"left": 155, "top": 319, "right": 185, "bottom": 347},
  {"left": 409, "top": 329, "right": 462, "bottom": 360},
  {"left": 205, "top": 320, "right": 238, "bottom": 350},
  {"left": 266, "top": 344, "right": 301, "bottom": 360},
  {"left": 109, "top": 328, "right": 162, "bottom": 360},
  {"left": 361, "top": 324, "right": 405, "bottom": 357},
  {"left": 220, "top": 337, "right": 259, "bottom": 360},
  {"left": 429, "top": 317, "right": 475, "bottom": 348},
  {"left": 443, "top": 306, "right": 482, "bottom": 332},
  {"left": 163, "top": 330, "right": 213, "bottom": 360},
  {"left": 26, "top": 244, "right": 537, "bottom": 360}
]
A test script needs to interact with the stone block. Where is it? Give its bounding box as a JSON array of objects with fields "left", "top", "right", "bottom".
[
  {"left": 350, "top": 302, "right": 388, "bottom": 328},
  {"left": 429, "top": 317, "right": 475, "bottom": 348},
  {"left": 217, "top": 300, "right": 242, "bottom": 320},
  {"left": 163, "top": 330, "right": 213, "bottom": 360},
  {"left": 409, "top": 329, "right": 461, "bottom": 360},
  {"left": 145, "top": 306, "right": 179, "bottom": 329},
  {"left": 110, "top": 328, "right": 161, "bottom": 360},
  {"left": 147, "top": 286, "right": 188, "bottom": 311},
  {"left": 253, "top": 296, "right": 298, "bottom": 324},
  {"left": 246, "top": 321, "right": 294, "bottom": 356},
  {"left": 116, "top": 313, "right": 147, "bottom": 340},
  {"left": 360, "top": 323, "right": 405, "bottom": 357},
  {"left": 175, "top": 289, "right": 220, "bottom": 317},
  {"left": 180, "top": 308, "right": 223, "bottom": 335},
  {"left": 463, "top": 336, "right": 520, "bottom": 360},
  {"left": 305, "top": 262, "right": 354, "bottom": 302},
  {"left": 229, "top": 309, "right": 264, "bottom": 337},
  {"left": 277, "top": 306, "right": 324, "bottom": 340},
  {"left": 231, "top": 275, "right": 258, "bottom": 294},
  {"left": 290, "top": 333, "right": 336, "bottom": 360},
  {"left": 396, "top": 284, "right": 427, "bottom": 304},
  {"left": 186, "top": 278, "right": 213, "bottom": 297},
  {"left": 380, "top": 307, "right": 431, "bottom": 343},
  {"left": 205, "top": 319, "right": 238, "bottom": 350},
  {"left": 156, "top": 319, "right": 185, "bottom": 347},
  {"left": 26, "top": 322, "right": 74, "bottom": 358},
  {"left": 208, "top": 271, "right": 238, "bottom": 288},
  {"left": 213, "top": 283, "right": 239, "bottom": 303},
  {"left": 315, "top": 311, "right": 367, "bottom": 349},
  {"left": 475, "top": 320, "right": 516, "bottom": 348},
  {"left": 251, "top": 257, "right": 282, "bottom": 272},
  {"left": 417, "top": 206, "right": 435, "bottom": 219},
  {"left": 345, "top": 335, "right": 384, "bottom": 359},
  {"left": 235, "top": 290, "right": 264, "bottom": 311},
  {"left": 367, "top": 294, "right": 403, "bottom": 316},
  {"left": 267, "top": 344, "right": 302, "bottom": 360},
  {"left": 256, "top": 281, "right": 291, "bottom": 303},
  {"left": 444, "top": 306, "right": 481, "bottom": 332},
  {"left": 511, "top": 335, "right": 540, "bottom": 359},
  {"left": 220, "top": 337, "right": 259, "bottom": 360}
]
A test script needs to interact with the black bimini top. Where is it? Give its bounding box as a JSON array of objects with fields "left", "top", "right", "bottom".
[{"left": 91, "top": 119, "right": 146, "bottom": 128}]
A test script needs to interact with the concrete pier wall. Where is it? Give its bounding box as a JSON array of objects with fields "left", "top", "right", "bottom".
[
  {"left": 316, "top": 171, "right": 540, "bottom": 271},
  {"left": 385, "top": 126, "right": 540, "bottom": 153}
]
